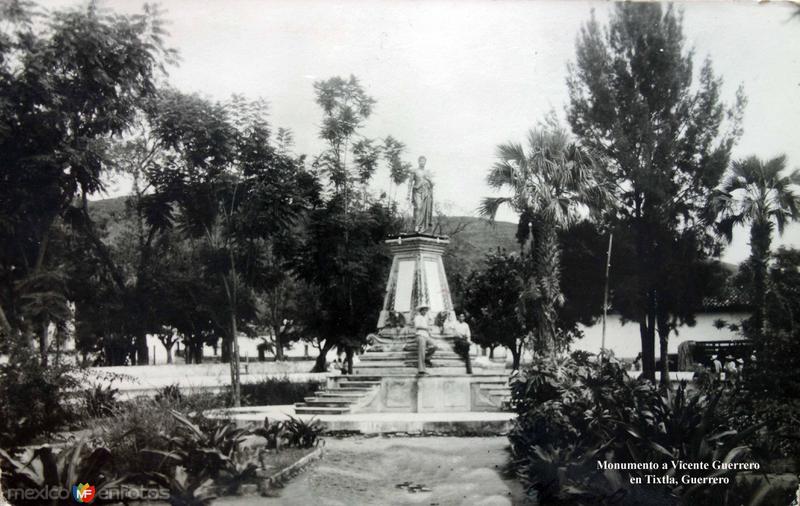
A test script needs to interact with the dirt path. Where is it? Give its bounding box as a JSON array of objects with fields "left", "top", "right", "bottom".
[{"left": 218, "top": 436, "right": 530, "bottom": 506}]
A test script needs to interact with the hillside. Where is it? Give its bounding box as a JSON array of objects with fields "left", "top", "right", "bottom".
[{"left": 86, "top": 197, "right": 521, "bottom": 271}]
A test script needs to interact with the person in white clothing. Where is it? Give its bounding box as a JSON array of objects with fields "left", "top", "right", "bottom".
[
  {"left": 414, "top": 305, "right": 436, "bottom": 374},
  {"left": 453, "top": 313, "right": 472, "bottom": 374}
]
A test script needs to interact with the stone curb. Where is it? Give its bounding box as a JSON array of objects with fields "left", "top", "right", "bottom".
[
  {"left": 258, "top": 445, "right": 324, "bottom": 495},
  {"left": 202, "top": 446, "right": 324, "bottom": 498}
]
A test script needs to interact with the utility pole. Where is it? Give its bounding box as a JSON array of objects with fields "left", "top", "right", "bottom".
[{"left": 600, "top": 233, "right": 613, "bottom": 364}]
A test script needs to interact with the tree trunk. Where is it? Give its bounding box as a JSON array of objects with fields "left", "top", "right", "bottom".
[
  {"left": 510, "top": 344, "right": 521, "bottom": 370},
  {"left": 750, "top": 221, "right": 772, "bottom": 340},
  {"left": 221, "top": 338, "right": 231, "bottom": 363},
  {"left": 639, "top": 307, "right": 656, "bottom": 382},
  {"left": 312, "top": 340, "right": 334, "bottom": 372},
  {"left": 166, "top": 344, "right": 173, "bottom": 364},
  {"left": 344, "top": 347, "right": 354, "bottom": 375},
  {"left": 657, "top": 311, "right": 670, "bottom": 389},
  {"left": 39, "top": 320, "right": 49, "bottom": 366},
  {"left": 135, "top": 333, "right": 149, "bottom": 365},
  {"left": 229, "top": 314, "right": 241, "bottom": 408},
  {"left": 274, "top": 325, "right": 285, "bottom": 361}
]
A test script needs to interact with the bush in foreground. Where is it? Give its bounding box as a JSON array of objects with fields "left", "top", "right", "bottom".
[{"left": 508, "top": 352, "right": 791, "bottom": 505}]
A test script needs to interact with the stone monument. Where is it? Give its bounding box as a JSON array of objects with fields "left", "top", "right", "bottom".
[{"left": 295, "top": 156, "right": 510, "bottom": 415}]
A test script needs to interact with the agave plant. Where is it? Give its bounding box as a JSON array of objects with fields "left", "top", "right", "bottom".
[
  {"left": 251, "top": 416, "right": 288, "bottom": 452},
  {"left": 282, "top": 416, "right": 323, "bottom": 449}
]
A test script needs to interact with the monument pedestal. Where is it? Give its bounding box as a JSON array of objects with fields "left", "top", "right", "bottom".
[
  {"left": 377, "top": 233, "right": 454, "bottom": 330},
  {"left": 295, "top": 233, "right": 511, "bottom": 415}
]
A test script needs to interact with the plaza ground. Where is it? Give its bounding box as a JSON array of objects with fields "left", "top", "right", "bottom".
[{"left": 217, "top": 437, "right": 530, "bottom": 506}]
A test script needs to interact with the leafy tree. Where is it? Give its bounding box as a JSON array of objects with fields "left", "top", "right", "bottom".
[
  {"left": 297, "top": 76, "right": 404, "bottom": 372},
  {"left": 480, "top": 121, "right": 608, "bottom": 354},
  {"left": 0, "top": 2, "right": 172, "bottom": 361},
  {"left": 295, "top": 200, "right": 401, "bottom": 372},
  {"left": 566, "top": 3, "right": 745, "bottom": 382},
  {"left": 712, "top": 155, "right": 800, "bottom": 339},
  {"left": 764, "top": 248, "right": 800, "bottom": 335},
  {"left": 463, "top": 250, "right": 528, "bottom": 369},
  {"left": 149, "top": 91, "right": 318, "bottom": 405}
]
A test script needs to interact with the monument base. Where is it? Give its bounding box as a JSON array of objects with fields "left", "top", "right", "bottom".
[
  {"left": 293, "top": 232, "right": 512, "bottom": 415},
  {"left": 295, "top": 331, "right": 510, "bottom": 415}
]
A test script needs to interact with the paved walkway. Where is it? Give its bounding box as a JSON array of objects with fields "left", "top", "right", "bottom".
[{"left": 217, "top": 437, "right": 530, "bottom": 506}]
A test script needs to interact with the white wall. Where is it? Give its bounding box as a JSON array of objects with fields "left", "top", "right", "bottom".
[{"left": 571, "top": 312, "right": 748, "bottom": 359}]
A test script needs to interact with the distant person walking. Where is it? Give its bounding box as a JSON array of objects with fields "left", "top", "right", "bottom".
[
  {"left": 453, "top": 313, "right": 473, "bottom": 374},
  {"left": 414, "top": 305, "right": 436, "bottom": 374}
]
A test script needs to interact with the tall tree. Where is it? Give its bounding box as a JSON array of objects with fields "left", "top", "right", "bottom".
[
  {"left": 297, "top": 75, "right": 404, "bottom": 372},
  {"left": 567, "top": 3, "right": 745, "bottom": 382},
  {"left": 463, "top": 250, "right": 528, "bottom": 369},
  {"left": 480, "top": 120, "right": 608, "bottom": 354},
  {"left": 149, "top": 91, "right": 317, "bottom": 405},
  {"left": 0, "top": 2, "right": 172, "bottom": 361},
  {"left": 712, "top": 155, "right": 800, "bottom": 339}
]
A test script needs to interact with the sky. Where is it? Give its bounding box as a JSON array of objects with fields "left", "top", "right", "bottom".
[{"left": 42, "top": 0, "right": 800, "bottom": 264}]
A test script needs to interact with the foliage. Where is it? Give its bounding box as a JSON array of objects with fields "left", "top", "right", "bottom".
[
  {"left": 156, "top": 384, "right": 185, "bottom": 405},
  {"left": 481, "top": 120, "right": 609, "bottom": 355},
  {"left": 282, "top": 415, "right": 324, "bottom": 449},
  {"left": 239, "top": 377, "right": 322, "bottom": 407},
  {"left": 566, "top": 3, "right": 745, "bottom": 381},
  {"left": 712, "top": 156, "right": 800, "bottom": 338},
  {"left": 0, "top": 1, "right": 173, "bottom": 361},
  {"left": 0, "top": 440, "right": 123, "bottom": 505},
  {"left": 91, "top": 397, "right": 183, "bottom": 477},
  {"left": 0, "top": 343, "right": 79, "bottom": 447},
  {"left": 509, "top": 353, "right": 764, "bottom": 505},
  {"left": 295, "top": 199, "right": 403, "bottom": 372},
  {"left": 145, "top": 90, "right": 320, "bottom": 405},
  {"left": 463, "top": 250, "right": 528, "bottom": 368},
  {"left": 143, "top": 467, "right": 217, "bottom": 506},
  {"left": 82, "top": 383, "right": 120, "bottom": 419}
]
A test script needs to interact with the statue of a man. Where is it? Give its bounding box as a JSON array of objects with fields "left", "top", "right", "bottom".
[{"left": 408, "top": 156, "right": 434, "bottom": 233}]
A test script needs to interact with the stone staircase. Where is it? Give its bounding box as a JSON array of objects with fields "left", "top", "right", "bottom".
[
  {"left": 295, "top": 333, "right": 511, "bottom": 415},
  {"left": 296, "top": 375, "right": 383, "bottom": 415}
]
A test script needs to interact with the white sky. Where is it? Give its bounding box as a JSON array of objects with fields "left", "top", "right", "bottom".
[{"left": 43, "top": 0, "right": 800, "bottom": 264}]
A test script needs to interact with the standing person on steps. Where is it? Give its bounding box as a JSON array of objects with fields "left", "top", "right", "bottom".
[
  {"left": 414, "top": 304, "right": 436, "bottom": 374},
  {"left": 453, "top": 313, "right": 473, "bottom": 374}
]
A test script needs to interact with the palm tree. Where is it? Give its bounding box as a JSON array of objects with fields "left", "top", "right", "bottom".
[
  {"left": 713, "top": 155, "right": 800, "bottom": 338},
  {"left": 480, "top": 122, "right": 609, "bottom": 354}
]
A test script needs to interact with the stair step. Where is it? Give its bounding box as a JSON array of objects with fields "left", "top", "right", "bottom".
[
  {"left": 295, "top": 405, "right": 351, "bottom": 415},
  {"left": 335, "top": 381, "right": 380, "bottom": 388},
  {"left": 329, "top": 387, "right": 373, "bottom": 392},
  {"left": 303, "top": 397, "right": 357, "bottom": 406},
  {"left": 314, "top": 390, "right": 364, "bottom": 399}
]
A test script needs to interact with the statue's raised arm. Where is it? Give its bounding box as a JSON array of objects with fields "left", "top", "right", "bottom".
[{"left": 409, "top": 156, "right": 434, "bottom": 233}]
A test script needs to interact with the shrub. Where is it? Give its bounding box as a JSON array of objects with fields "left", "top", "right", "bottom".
[
  {"left": 238, "top": 377, "right": 321, "bottom": 407},
  {"left": 82, "top": 382, "right": 120, "bottom": 419},
  {"left": 0, "top": 344, "right": 80, "bottom": 447},
  {"left": 0, "top": 440, "right": 121, "bottom": 505},
  {"left": 156, "top": 384, "right": 184, "bottom": 404},
  {"left": 90, "top": 398, "right": 181, "bottom": 476},
  {"left": 509, "top": 352, "right": 765, "bottom": 506},
  {"left": 282, "top": 416, "right": 323, "bottom": 449}
]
